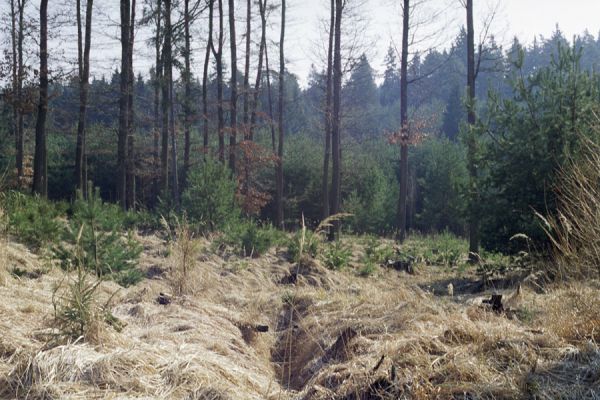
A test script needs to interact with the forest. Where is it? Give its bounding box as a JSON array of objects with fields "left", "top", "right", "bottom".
[{"left": 0, "top": 0, "right": 599, "bottom": 399}]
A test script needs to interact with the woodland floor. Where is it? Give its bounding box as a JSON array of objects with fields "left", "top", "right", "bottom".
[{"left": 0, "top": 233, "right": 599, "bottom": 399}]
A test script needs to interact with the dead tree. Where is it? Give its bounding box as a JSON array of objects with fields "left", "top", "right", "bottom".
[{"left": 32, "top": 0, "right": 48, "bottom": 197}]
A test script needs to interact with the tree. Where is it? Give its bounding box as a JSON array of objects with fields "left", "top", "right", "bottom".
[
  {"left": 210, "top": 0, "right": 225, "bottom": 162},
  {"left": 181, "top": 0, "right": 192, "bottom": 186},
  {"left": 465, "top": 0, "right": 478, "bottom": 261},
  {"left": 329, "top": 0, "right": 342, "bottom": 240},
  {"left": 32, "top": 0, "right": 48, "bottom": 197},
  {"left": 228, "top": 0, "right": 237, "bottom": 172},
  {"left": 275, "top": 0, "right": 286, "bottom": 228},
  {"left": 126, "top": 0, "right": 137, "bottom": 209},
  {"left": 74, "top": 0, "right": 94, "bottom": 193},
  {"left": 321, "top": 0, "right": 334, "bottom": 220},
  {"left": 9, "top": 0, "right": 26, "bottom": 184},
  {"left": 380, "top": 46, "right": 400, "bottom": 106},
  {"left": 249, "top": 0, "right": 267, "bottom": 141},
  {"left": 396, "top": 0, "right": 409, "bottom": 242},
  {"left": 242, "top": 0, "right": 251, "bottom": 139},
  {"left": 118, "top": 0, "right": 131, "bottom": 208},
  {"left": 202, "top": 0, "right": 214, "bottom": 153}
]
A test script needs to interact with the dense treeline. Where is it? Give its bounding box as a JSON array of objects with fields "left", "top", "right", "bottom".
[{"left": 1, "top": 0, "right": 599, "bottom": 255}]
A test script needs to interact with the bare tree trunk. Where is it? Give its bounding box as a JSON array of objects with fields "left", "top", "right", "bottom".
[
  {"left": 242, "top": 0, "right": 251, "bottom": 139},
  {"left": 33, "top": 0, "right": 48, "bottom": 197},
  {"left": 466, "top": 0, "right": 479, "bottom": 261},
  {"left": 211, "top": 0, "right": 225, "bottom": 163},
  {"left": 153, "top": 0, "right": 162, "bottom": 202},
  {"left": 202, "top": 0, "right": 214, "bottom": 154},
  {"left": 397, "top": 0, "right": 409, "bottom": 242},
  {"left": 163, "top": 0, "right": 178, "bottom": 203},
  {"left": 182, "top": 0, "right": 192, "bottom": 185},
  {"left": 118, "top": 0, "right": 130, "bottom": 208},
  {"left": 228, "top": 0, "right": 237, "bottom": 172},
  {"left": 329, "top": 0, "right": 342, "bottom": 240},
  {"left": 249, "top": 0, "right": 266, "bottom": 141},
  {"left": 264, "top": 43, "right": 276, "bottom": 154},
  {"left": 321, "top": 0, "right": 334, "bottom": 221},
  {"left": 9, "top": 0, "right": 21, "bottom": 181},
  {"left": 17, "top": 0, "right": 24, "bottom": 183},
  {"left": 275, "top": 0, "right": 285, "bottom": 229},
  {"left": 126, "top": 0, "right": 136, "bottom": 209},
  {"left": 75, "top": 0, "right": 94, "bottom": 194}
]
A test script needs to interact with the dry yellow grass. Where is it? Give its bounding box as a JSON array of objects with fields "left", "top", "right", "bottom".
[{"left": 0, "top": 233, "right": 598, "bottom": 399}]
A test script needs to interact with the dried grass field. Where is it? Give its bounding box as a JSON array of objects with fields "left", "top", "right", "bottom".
[{"left": 1, "top": 233, "right": 599, "bottom": 399}]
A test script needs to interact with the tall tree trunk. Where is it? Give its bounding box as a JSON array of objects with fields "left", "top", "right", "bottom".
[
  {"left": 118, "top": 0, "right": 131, "bottom": 208},
  {"left": 9, "top": 0, "right": 21, "bottom": 181},
  {"left": 228, "top": 0, "right": 237, "bottom": 172},
  {"left": 397, "top": 0, "right": 409, "bottom": 241},
  {"left": 33, "top": 0, "right": 48, "bottom": 197},
  {"left": 75, "top": 0, "right": 94, "bottom": 193},
  {"left": 126, "top": 0, "right": 136, "bottom": 209},
  {"left": 17, "top": 0, "right": 24, "bottom": 183},
  {"left": 153, "top": 0, "right": 162, "bottom": 202},
  {"left": 182, "top": 0, "right": 191, "bottom": 185},
  {"left": 321, "top": 0, "right": 334, "bottom": 220},
  {"left": 212, "top": 0, "right": 225, "bottom": 163},
  {"left": 242, "top": 0, "right": 251, "bottom": 139},
  {"left": 466, "top": 0, "right": 479, "bottom": 261},
  {"left": 249, "top": 0, "right": 266, "bottom": 141},
  {"left": 203, "top": 0, "right": 214, "bottom": 154},
  {"left": 275, "top": 0, "right": 285, "bottom": 228},
  {"left": 163, "top": 0, "right": 179, "bottom": 203},
  {"left": 264, "top": 43, "right": 276, "bottom": 153},
  {"left": 329, "top": 0, "right": 342, "bottom": 240}
]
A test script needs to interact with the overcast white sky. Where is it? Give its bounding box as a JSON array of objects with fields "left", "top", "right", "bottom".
[{"left": 9, "top": 0, "right": 598, "bottom": 87}]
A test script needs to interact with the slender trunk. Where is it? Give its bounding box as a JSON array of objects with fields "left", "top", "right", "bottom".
[
  {"left": 33, "top": 0, "right": 48, "bottom": 197},
  {"left": 249, "top": 0, "right": 266, "bottom": 141},
  {"left": 321, "top": 0, "right": 334, "bottom": 220},
  {"left": 126, "top": 0, "right": 136, "bottom": 209},
  {"left": 242, "top": 0, "right": 251, "bottom": 139},
  {"left": 202, "top": 0, "right": 214, "bottom": 154},
  {"left": 228, "top": 0, "right": 237, "bottom": 172},
  {"left": 264, "top": 43, "right": 276, "bottom": 154},
  {"left": 75, "top": 0, "right": 94, "bottom": 193},
  {"left": 10, "top": 0, "right": 21, "bottom": 181},
  {"left": 163, "top": 0, "right": 179, "bottom": 203},
  {"left": 466, "top": 0, "right": 479, "bottom": 261},
  {"left": 213, "top": 0, "right": 225, "bottom": 162},
  {"left": 182, "top": 0, "right": 191, "bottom": 185},
  {"left": 160, "top": 1, "right": 170, "bottom": 194},
  {"left": 397, "top": 0, "right": 409, "bottom": 241},
  {"left": 17, "top": 0, "right": 24, "bottom": 182},
  {"left": 118, "top": 0, "right": 130, "bottom": 208},
  {"left": 275, "top": 0, "right": 285, "bottom": 228},
  {"left": 329, "top": 0, "right": 342, "bottom": 240},
  {"left": 153, "top": 0, "right": 162, "bottom": 201}
]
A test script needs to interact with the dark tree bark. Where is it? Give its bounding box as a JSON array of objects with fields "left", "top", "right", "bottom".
[
  {"left": 153, "top": 0, "right": 162, "bottom": 201},
  {"left": 162, "top": 0, "right": 179, "bottom": 203},
  {"left": 264, "top": 42, "right": 276, "bottom": 154},
  {"left": 249, "top": 0, "right": 267, "bottom": 141},
  {"left": 242, "top": 0, "right": 251, "bottom": 139},
  {"left": 329, "top": 0, "right": 342, "bottom": 240},
  {"left": 397, "top": 0, "right": 409, "bottom": 242},
  {"left": 182, "top": 0, "right": 192, "bottom": 185},
  {"left": 466, "top": 0, "right": 479, "bottom": 261},
  {"left": 275, "top": 0, "right": 285, "bottom": 228},
  {"left": 210, "top": 0, "right": 225, "bottom": 162},
  {"left": 126, "top": 0, "right": 137, "bottom": 209},
  {"left": 75, "top": 0, "right": 94, "bottom": 193},
  {"left": 321, "top": 0, "right": 334, "bottom": 221},
  {"left": 9, "top": 0, "right": 20, "bottom": 180},
  {"left": 228, "top": 0, "right": 237, "bottom": 172},
  {"left": 202, "top": 0, "right": 214, "bottom": 154},
  {"left": 32, "top": 0, "right": 48, "bottom": 197},
  {"left": 118, "top": 0, "right": 131, "bottom": 208}
]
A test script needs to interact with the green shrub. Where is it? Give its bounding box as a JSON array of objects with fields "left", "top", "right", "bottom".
[
  {"left": 364, "top": 235, "right": 395, "bottom": 264},
  {"left": 322, "top": 241, "right": 351, "bottom": 270},
  {"left": 182, "top": 158, "right": 240, "bottom": 232},
  {"left": 54, "top": 187, "right": 143, "bottom": 287},
  {"left": 288, "top": 229, "right": 319, "bottom": 262},
  {"left": 220, "top": 220, "right": 284, "bottom": 257},
  {"left": 2, "top": 191, "right": 66, "bottom": 248}
]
